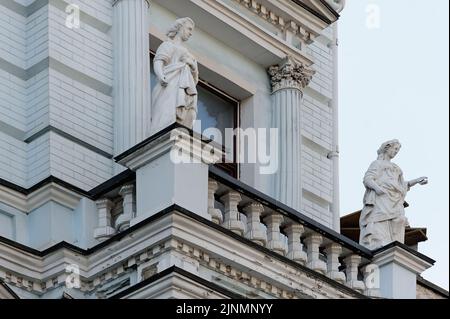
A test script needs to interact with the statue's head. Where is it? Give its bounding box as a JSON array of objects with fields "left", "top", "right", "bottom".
[
  {"left": 377, "top": 139, "right": 401, "bottom": 160},
  {"left": 167, "top": 18, "right": 195, "bottom": 41}
]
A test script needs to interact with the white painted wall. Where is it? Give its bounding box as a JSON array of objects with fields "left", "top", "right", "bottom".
[{"left": 0, "top": 0, "right": 340, "bottom": 239}]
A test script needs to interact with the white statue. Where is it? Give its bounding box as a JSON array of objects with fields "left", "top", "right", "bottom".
[
  {"left": 151, "top": 18, "right": 199, "bottom": 132},
  {"left": 359, "top": 140, "right": 428, "bottom": 250}
]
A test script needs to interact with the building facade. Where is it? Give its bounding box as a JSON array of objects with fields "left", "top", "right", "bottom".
[{"left": 0, "top": 0, "right": 445, "bottom": 299}]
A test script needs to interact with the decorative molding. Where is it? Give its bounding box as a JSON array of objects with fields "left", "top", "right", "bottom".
[
  {"left": 173, "top": 238, "right": 299, "bottom": 299},
  {"left": 322, "top": 0, "right": 346, "bottom": 14},
  {"left": 231, "top": 0, "right": 336, "bottom": 40},
  {"left": 112, "top": 0, "right": 151, "bottom": 7},
  {"left": 172, "top": 212, "right": 366, "bottom": 298},
  {"left": 28, "top": 183, "right": 83, "bottom": 211},
  {"left": 0, "top": 182, "right": 83, "bottom": 213},
  {"left": 0, "top": 185, "right": 28, "bottom": 212},
  {"left": 371, "top": 245, "right": 434, "bottom": 275},
  {"left": 232, "top": 0, "right": 313, "bottom": 43},
  {"left": 117, "top": 127, "right": 224, "bottom": 171},
  {"left": 155, "top": 0, "right": 314, "bottom": 67},
  {"left": 0, "top": 208, "right": 366, "bottom": 298},
  {"left": 268, "top": 56, "right": 315, "bottom": 93}
]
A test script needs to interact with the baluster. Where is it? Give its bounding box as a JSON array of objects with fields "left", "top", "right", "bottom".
[
  {"left": 243, "top": 203, "right": 266, "bottom": 246},
  {"left": 304, "top": 233, "right": 327, "bottom": 274},
  {"left": 362, "top": 264, "right": 381, "bottom": 297},
  {"left": 343, "top": 255, "right": 365, "bottom": 292},
  {"left": 284, "top": 222, "right": 307, "bottom": 265},
  {"left": 324, "top": 243, "right": 346, "bottom": 284},
  {"left": 94, "top": 199, "right": 115, "bottom": 241},
  {"left": 116, "top": 184, "right": 135, "bottom": 231},
  {"left": 220, "top": 191, "right": 245, "bottom": 235},
  {"left": 208, "top": 180, "right": 223, "bottom": 224},
  {"left": 263, "top": 213, "right": 287, "bottom": 256}
]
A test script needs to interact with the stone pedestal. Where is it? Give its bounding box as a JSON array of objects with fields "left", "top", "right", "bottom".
[
  {"left": 268, "top": 57, "right": 314, "bottom": 210},
  {"left": 116, "top": 127, "right": 223, "bottom": 225},
  {"left": 372, "top": 242, "right": 434, "bottom": 299}
]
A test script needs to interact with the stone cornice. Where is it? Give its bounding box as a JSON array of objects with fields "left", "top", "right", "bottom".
[
  {"left": 0, "top": 182, "right": 83, "bottom": 213},
  {"left": 111, "top": 266, "right": 241, "bottom": 299},
  {"left": 170, "top": 212, "right": 365, "bottom": 298},
  {"left": 116, "top": 125, "right": 224, "bottom": 171},
  {"left": 372, "top": 243, "right": 434, "bottom": 274},
  {"left": 232, "top": 0, "right": 313, "bottom": 43},
  {"left": 268, "top": 56, "right": 315, "bottom": 93},
  {"left": 0, "top": 207, "right": 366, "bottom": 298},
  {"left": 154, "top": 0, "right": 314, "bottom": 67},
  {"left": 112, "top": 0, "right": 150, "bottom": 7},
  {"left": 232, "top": 0, "right": 335, "bottom": 40}
]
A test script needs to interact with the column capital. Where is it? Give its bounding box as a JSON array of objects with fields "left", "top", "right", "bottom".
[
  {"left": 119, "top": 184, "right": 135, "bottom": 197},
  {"left": 268, "top": 56, "right": 315, "bottom": 93},
  {"left": 113, "top": 0, "right": 150, "bottom": 7}
]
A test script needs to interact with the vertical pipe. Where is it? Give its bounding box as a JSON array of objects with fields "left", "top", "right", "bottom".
[{"left": 329, "top": 23, "right": 341, "bottom": 232}]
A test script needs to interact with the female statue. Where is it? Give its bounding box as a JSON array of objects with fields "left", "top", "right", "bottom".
[
  {"left": 359, "top": 140, "right": 428, "bottom": 250},
  {"left": 151, "top": 18, "right": 199, "bottom": 132}
]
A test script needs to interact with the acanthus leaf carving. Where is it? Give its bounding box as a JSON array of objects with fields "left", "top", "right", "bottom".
[{"left": 268, "top": 56, "right": 315, "bottom": 93}]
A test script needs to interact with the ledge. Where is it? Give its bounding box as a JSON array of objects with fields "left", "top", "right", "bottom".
[
  {"left": 110, "top": 266, "right": 244, "bottom": 299},
  {"left": 0, "top": 204, "right": 367, "bottom": 298},
  {"left": 0, "top": 177, "right": 88, "bottom": 212},
  {"left": 372, "top": 241, "right": 435, "bottom": 266},
  {"left": 371, "top": 242, "right": 435, "bottom": 275}
]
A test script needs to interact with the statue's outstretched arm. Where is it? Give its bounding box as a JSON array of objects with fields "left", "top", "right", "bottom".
[{"left": 408, "top": 177, "right": 428, "bottom": 188}]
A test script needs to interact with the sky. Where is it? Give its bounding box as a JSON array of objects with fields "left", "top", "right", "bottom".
[{"left": 338, "top": 0, "right": 449, "bottom": 290}]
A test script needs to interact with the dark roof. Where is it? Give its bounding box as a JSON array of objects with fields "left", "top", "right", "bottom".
[
  {"left": 0, "top": 279, "right": 20, "bottom": 299},
  {"left": 417, "top": 276, "right": 449, "bottom": 298},
  {"left": 341, "top": 210, "right": 428, "bottom": 247},
  {"left": 290, "top": 0, "right": 339, "bottom": 24}
]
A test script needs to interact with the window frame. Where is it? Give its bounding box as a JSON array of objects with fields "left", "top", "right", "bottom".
[{"left": 149, "top": 51, "right": 240, "bottom": 178}]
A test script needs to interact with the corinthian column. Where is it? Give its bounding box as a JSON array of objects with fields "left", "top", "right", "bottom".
[
  {"left": 268, "top": 57, "right": 314, "bottom": 210},
  {"left": 113, "top": 0, "right": 151, "bottom": 156}
]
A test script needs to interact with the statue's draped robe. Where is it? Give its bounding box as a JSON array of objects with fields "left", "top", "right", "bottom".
[
  {"left": 359, "top": 160, "right": 409, "bottom": 250},
  {"left": 151, "top": 41, "right": 198, "bottom": 132}
]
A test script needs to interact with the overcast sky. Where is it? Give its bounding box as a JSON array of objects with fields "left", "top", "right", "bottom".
[{"left": 339, "top": 0, "right": 449, "bottom": 290}]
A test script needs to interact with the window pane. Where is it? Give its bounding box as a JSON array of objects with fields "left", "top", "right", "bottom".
[{"left": 196, "top": 85, "right": 235, "bottom": 137}]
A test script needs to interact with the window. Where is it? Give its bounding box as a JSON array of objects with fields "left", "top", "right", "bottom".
[{"left": 150, "top": 53, "right": 239, "bottom": 177}]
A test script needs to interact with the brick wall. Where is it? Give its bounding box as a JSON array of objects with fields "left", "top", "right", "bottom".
[
  {"left": 300, "top": 25, "right": 337, "bottom": 228},
  {"left": 48, "top": 69, "right": 113, "bottom": 154},
  {"left": 0, "top": 0, "right": 114, "bottom": 190},
  {"left": 0, "top": 132, "right": 27, "bottom": 185}
]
